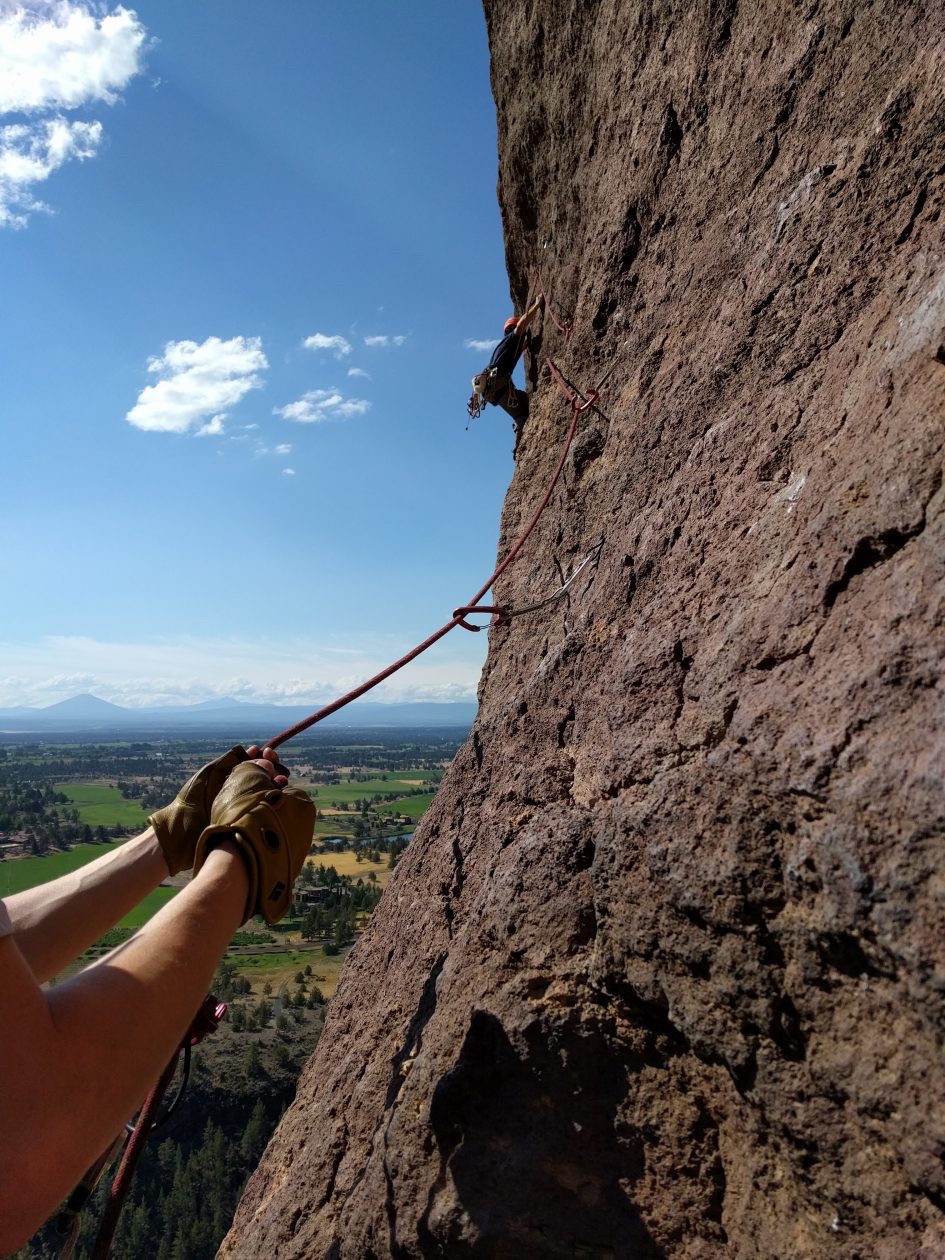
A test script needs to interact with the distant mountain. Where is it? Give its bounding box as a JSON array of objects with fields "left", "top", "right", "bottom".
[
  {"left": 0, "top": 694, "right": 477, "bottom": 732},
  {"left": 40, "top": 693, "right": 128, "bottom": 716},
  {"left": 185, "top": 697, "right": 247, "bottom": 710}
]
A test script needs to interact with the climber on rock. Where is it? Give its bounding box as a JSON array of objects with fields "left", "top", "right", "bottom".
[
  {"left": 468, "top": 293, "right": 544, "bottom": 450},
  {"left": 0, "top": 744, "right": 316, "bottom": 1253}
]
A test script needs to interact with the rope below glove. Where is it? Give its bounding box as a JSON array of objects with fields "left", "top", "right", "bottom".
[
  {"left": 192, "top": 762, "right": 316, "bottom": 925},
  {"left": 149, "top": 745, "right": 250, "bottom": 875}
]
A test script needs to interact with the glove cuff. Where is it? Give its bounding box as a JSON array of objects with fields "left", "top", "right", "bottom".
[{"left": 149, "top": 808, "right": 183, "bottom": 876}]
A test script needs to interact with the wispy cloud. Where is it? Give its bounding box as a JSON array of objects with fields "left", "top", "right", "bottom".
[
  {"left": 0, "top": 117, "right": 102, "bottom": 225},
  {"left": 195, "top": 415, "right": 225, "bottom": 437},
  {"left": 126, "top": 336, "right": 268, "bottom": 434},
  {"left": 0, "top": 2, "right": 147, "bottom": 227},
  {"left": 302, "top": 332, "right": 351, "bottom": 358},
  {"left": 274, "top": 443, "right": 292, "bottom": 455},
  {"left": 364, "top": 334, "right": 406, "bottom": 349},
  {"left": 274, "top": 388, "right": 370, "bottom": 424},
  {"left": 465, "top": 338, "right": 499, "bottom": 352},
  {"left": 282, "top": 467, "right": 296, "bottom": 476},
  {"left": 347, "top": 367, "right": 370, "bottom": 379},
  {"left": 0, "top": 634, "right": 482, "bottom": 708}
]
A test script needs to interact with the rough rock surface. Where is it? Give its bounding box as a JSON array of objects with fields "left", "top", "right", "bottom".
[{"left": 221, "top": 3, "right": 945, "bottom": 1256}]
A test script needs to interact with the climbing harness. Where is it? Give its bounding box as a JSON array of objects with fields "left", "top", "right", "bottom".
[{"left": 61, "top": 996, "right": 226, "bottom": 1260}]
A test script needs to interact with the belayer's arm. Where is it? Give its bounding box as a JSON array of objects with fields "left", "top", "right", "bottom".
[
  {"left": 0, "top": 841, "right": 249, "bottom": 1254},
  {"left": 6, "top": 742, "right": 285, "bottom": 984},
  {"left": 3, "top": 828, "right": 169, "bottom": 984}
]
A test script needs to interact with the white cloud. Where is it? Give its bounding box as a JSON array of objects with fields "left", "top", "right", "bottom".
[
  {"left": 0, "top": 2, "right": 147, "bottom": 113},
  {"left": 364, "top": 334, "right": 406, "bottom": 348},
  {"left": 0, "top": 115, "right": 102, "bottom": 225},
  {"left": 126, "top": 335, "right": 268, "bottom": 434},
  {"left": 302, "top": 332, "right": 351, "bottom": 358},
  {"left": 0, "top": 3, "right": 147, "bottom": 227},
  {"left": 0, "top": 633, "right": 482, "bottom": 708},
  {"left": 274, "top": 443, "right": 291, "bottom": 455},
  {"left": 282, "top": 467, "right": 296, "bottom": 476},
  {"left": 196, "top": 415, "right": 225, "bottom": 437},
  {"left": 274, "top": 388, "right": 370, "bottom": 424},
  {"left": 465, "top": 338, "right": 499, "bottom": 352},
  {"left": 347, "top": 367, "right": 370, "bottom": 379}
]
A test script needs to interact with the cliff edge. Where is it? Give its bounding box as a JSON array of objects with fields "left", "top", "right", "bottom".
[{"left": 221, "top": 3, "right": 945, "bottom": 1256}]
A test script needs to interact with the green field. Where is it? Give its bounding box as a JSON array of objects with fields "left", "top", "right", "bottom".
[
  {"left": 118, "top": 886, "right": 178, "bottom": 926},
  {"left": 375, "top": 792, "right": 435, "bottom": 819},
  {"left": 54, "top": 782, "right": 150, "bottom": 827},
  {"left": 0, "top": 841, "right": 179, "bottom": 927},
  {"left": 0, "top": 841, "right": 125, "bottom": 895},
  {"left": 307, "top": 776, "right": 433, "bottom": 807}
]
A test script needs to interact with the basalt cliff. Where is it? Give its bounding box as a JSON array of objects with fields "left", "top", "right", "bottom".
[{"left": 221, "top": 3, "right": 945, "bottom": 1256}]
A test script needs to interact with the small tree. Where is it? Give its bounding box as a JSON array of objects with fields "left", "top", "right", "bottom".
[{"left": 245, "top": 1042, "right": 262, "bottom": 1077}]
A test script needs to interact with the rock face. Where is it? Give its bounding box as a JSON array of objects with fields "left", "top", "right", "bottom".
[{"left": 221, "top": 3, "right": 945, "bottom": 1256}]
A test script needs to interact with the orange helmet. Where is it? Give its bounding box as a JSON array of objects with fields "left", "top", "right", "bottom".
[{"left": 504, "top": 316, "right": 519, "bottom": 333}]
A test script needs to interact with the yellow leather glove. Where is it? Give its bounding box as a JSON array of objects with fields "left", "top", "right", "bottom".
[
  {"left": 193, "top": 762, "right": 316, "bottom": 924},
  {"left": 149, "top": 745, "right": 250, "bottom": 875}
]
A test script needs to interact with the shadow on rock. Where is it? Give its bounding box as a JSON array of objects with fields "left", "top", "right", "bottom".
[{"left": 417, "top": 1009, "right": 662, "bottom": 1259}]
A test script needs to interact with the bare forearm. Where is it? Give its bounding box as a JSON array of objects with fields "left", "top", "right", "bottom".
[
  {"left": 0, "top": 846, "right": 247, "bottom": 1251},
  {"left": 4, "top": 829, "right": 169, "bottom": 983}
]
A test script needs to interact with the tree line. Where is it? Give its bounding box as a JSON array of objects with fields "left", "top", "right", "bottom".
[{"left": 15, "top": 965, "right": 325, "bottom": 1260}]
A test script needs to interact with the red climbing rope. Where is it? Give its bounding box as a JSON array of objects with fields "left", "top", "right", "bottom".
[
  {"left": 80, "top": 339, "right": 609, "bottom": 1259},
  {"left": 90, "top": 1057, "right": 180, "bottom": 1260},
  {"left": 87, "top": 997, "right": 226, "bottom": 1260},
  {"left": 267, "top": 356, "right": 604, "bottom": 751}
]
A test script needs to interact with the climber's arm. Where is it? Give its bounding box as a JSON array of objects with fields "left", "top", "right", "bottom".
[
  {"left": 515, "top": 293, "right": 545, "bottom": 335},
  {"left": 3, "top": 828, "right": 169, "bottom": 984},
  {"left": 0, "top": 841, "right": 249, "bottom": 1254}
]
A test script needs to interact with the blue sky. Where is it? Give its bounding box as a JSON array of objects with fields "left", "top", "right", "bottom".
[{"left": 0, "top": 1, "right": 521, "bottom": 709}]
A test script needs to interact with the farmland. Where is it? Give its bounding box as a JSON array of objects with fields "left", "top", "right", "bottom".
[
  {"left": 225, "top": 945, "right": 351, "bottom": 997},
  {"left": 375, "top": 792, "right": 436, "bottom": 819},
  {"left": 309, "top": 850, "right": 393, "bottom": 886},
  {"left": 55, "top": 782, "right": 150, "bottom": 827},
  {"left": 0, "top": 729, "right": 460, "bottom": 990}
]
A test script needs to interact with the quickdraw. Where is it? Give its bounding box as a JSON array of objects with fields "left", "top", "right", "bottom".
[{"left": 453, "top": 536, "right": 604, "bottom": 629}]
